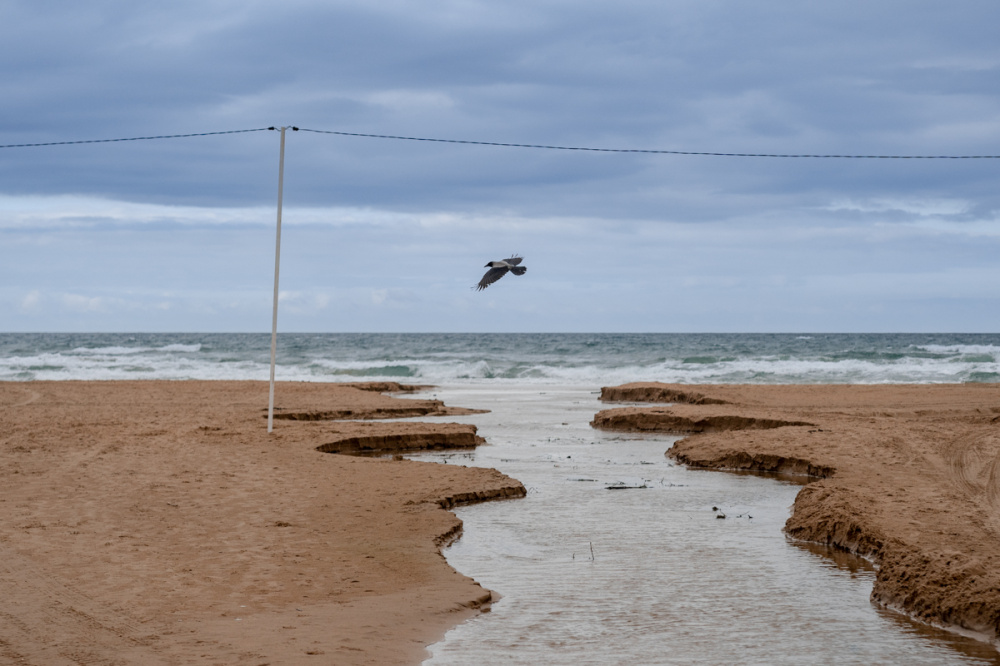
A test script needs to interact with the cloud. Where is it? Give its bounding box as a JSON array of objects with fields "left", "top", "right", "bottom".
[
  {"left": 1, "top": 1, "right": 999, "bottom": 331},
  {"left": 363, "top": 89, "right": 457, "bottom": 112},
  {"left": 62, "top": 293, "right": 108, "bottom": 313},
  {"left": 20, "top": 290, "right": 41, "bottom": 311},
  {"left": 823, "top": 198, "right": 970, "bottom": 216},
  {"left": 0, "top": 195, "right": 272, "bottom": 229}
]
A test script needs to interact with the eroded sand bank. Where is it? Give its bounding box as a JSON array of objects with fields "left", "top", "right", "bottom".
[
  {"left": 593, "top": 382, "right": 1000, "bottom": 649},
  {"left": 0, "top": 381, "right": 523, "bottom": 665}
]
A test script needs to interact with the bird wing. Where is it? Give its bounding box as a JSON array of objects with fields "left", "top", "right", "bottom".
[
  {"left": 477, "top": 266, "right": 509, "bottom": 290},
  {"left": 504, "top": 255, "right": 523, "bottom": 265}
]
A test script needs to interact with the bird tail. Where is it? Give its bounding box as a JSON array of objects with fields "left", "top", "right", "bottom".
[{"left": 510, "top": 266, "right": 527, "bottom": 276}]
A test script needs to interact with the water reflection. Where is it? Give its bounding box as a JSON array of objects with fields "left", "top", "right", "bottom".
[{"left": 793, "top": 542, "right": 1000, "bottom": 663}]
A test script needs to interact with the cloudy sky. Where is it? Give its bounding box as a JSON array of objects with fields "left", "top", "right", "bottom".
[{"left": 2, "top": 0, "right": 999, "bottom": 332}]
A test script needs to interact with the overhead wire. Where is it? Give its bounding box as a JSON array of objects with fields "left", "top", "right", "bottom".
[
  {"left": 0, "top": 127, "right": 274, "bottom": 149},
  {"left": 296, "top": 127, "right": 999, "bottom": 159},
  {"left": 0, "top": 125, "right": 997, "bottom": 158}
]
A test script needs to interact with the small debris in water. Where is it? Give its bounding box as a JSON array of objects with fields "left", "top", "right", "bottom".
[{"left": 606, "top": 481, "right": 647, "bottom": 490}]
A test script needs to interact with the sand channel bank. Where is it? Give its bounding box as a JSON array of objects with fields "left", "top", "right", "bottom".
[
  {"left": 592, "top": 381, "right": 1000, "bottom": 651},
  {"left": 0, "top": 380, "right": 524, "bottom": 665}
]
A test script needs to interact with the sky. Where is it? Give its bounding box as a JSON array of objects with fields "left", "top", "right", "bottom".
[{"left": 2, "top": 0, "right": 999, "bottom": 333}]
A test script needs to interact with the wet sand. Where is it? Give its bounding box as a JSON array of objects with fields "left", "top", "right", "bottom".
[
  {"left": 0, "top": 381, "right": 524, "bottom": 665},
  {"left": 592, "top": 382, "right": 1000, "bottom": 649}
]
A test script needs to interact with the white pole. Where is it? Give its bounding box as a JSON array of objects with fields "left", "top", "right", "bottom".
[{"left": 267, "top": 126, "right": 287, "bottom": 433}]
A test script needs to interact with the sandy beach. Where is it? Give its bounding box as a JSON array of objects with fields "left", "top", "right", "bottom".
[
  {"left": 4, "top": 378, "right": 1000, "bottom": 663},
  {"left": 593, "top": 382, "right": 1000, "bottom": 648},
  {"left": 0, "top": 381, "right": 524, "bottom": 665}
]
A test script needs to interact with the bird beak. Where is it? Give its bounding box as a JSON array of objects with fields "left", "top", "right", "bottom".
[{"left": 484, "top": 263, "right": 490, "bottom": 267}]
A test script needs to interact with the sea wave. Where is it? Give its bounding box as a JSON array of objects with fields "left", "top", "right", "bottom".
[
  {"left": 69, "top": 345, "right": 154, "bottom": 355},
  {"left": 158, "top": 343, "right": 203, "bottom": 353},
  {"left": 66, "top": 343, "right": 203, "bottom": 356},
  {"left": 914, "top": 344, "right": 1000, "bottom": 356},
  {"left": 2, "top": 333, "right": 998, "bottom": 385}
]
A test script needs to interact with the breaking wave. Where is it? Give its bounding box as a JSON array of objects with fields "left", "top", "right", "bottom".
[{"left": 2, "top": 333, "right": 998, "bottom": 384}]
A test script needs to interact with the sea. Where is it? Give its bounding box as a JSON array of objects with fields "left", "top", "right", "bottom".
[
  {"left": 3, "top": 332, "right": 999, "bottom": 664},
  {"left": 1, "top": 332, "right": 999, "bottom": 384}
]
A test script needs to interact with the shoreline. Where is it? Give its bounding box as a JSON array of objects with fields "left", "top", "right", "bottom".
[
  {"left": 592, "top": 382, "right": 1000, "bottom": 651},
  {"left": 0, "top": 380, "right": 524, "bottom": 664}
]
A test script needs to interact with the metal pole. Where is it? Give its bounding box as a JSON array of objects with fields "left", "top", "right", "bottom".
[{"left": 267, "top": 126, "right": 287, "bottom": 433}]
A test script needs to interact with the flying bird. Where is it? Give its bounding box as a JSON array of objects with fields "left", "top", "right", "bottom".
[{"left": 476, "top": 255, "right": 527, "bottom": 291}]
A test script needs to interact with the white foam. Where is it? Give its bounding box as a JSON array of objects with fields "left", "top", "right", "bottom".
[
  {"left": 69, "top": 345, "right": 153, "bottom": 355},
  {"left": 3, "top": 335, "right": 999, "bottom": 384},
  {"left": 915, "top": 344, "right": 1000, "bottom": 356},
  {"left": 158, "top": 343, "right": 202, "bottom": 353}
]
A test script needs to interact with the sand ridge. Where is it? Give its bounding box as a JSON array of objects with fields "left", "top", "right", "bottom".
[
  {"left": 592, "top": 381, "right": 1000, "bottom": 649},
  {"left": 0, "top": 380, "right": 524, "bottom": 665}
]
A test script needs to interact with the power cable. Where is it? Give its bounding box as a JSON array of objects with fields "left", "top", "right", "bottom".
[
  {"left": 1, "top": 125, "right": 997, "bottom": 158},
  {"left": 0, "top": 127, "right": 274, "bottom": 149},
  {"left": 297, "top": 128, "right": 1000, "bottom": 159}
]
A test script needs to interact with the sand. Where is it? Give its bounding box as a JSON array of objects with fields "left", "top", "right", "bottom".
[
  {"left": 592, "top": 382, "right": 1000, "bottom": 649},
  {"left": 0, "top": 381, "right": 524, "bottom": 665},
  {"left": 6, "top": 379, "right": 999, "bottom": 663}
]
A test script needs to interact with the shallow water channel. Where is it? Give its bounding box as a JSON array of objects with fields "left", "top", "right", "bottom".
[{"left": 405, "top": 385, "right": 998, "bottom": 665}]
